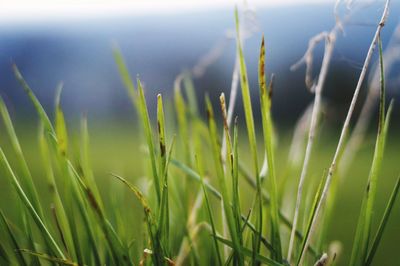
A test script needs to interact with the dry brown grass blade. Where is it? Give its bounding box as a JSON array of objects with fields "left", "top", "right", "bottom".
[{"left": 298, "top": 1, "right": 391, "bottom": 264}]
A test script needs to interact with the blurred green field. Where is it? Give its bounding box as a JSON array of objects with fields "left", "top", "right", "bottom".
[{"left": 1, "top": 120, "right": 399, "bottom": 265}]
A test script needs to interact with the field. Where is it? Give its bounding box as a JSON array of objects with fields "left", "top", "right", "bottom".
[{"left": 1, "top": 121, "right": 399, "bottom": 265}]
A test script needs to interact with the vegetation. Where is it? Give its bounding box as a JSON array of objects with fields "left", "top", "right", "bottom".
[{"left": 0, "top": 1, "right": 399, "bottom": 265}]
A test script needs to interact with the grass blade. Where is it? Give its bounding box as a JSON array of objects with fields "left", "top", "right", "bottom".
[
  {"left": 234, "top": 7, "right": 259, "bottom": 180},
  {"left": 0, "top": 211, "right": 27, "bottom": 266},
  {"left": 13, "top": 65, "right": 53, "bottom": 133},
  {"left": 0, "top": 97, "right": 44, "bottom": 219},
  {"left": 349, "top": 35, "right": 392, "bottom": 266},
  {"left": 137, "top": 79, "right": 161, "bottom": 203},
  {"left": 156, "top": 95, "right": 174, "bottom": 255},
  {"left": 182, "top": 71, "right": 199, "bottom": 117},
  {"left": 55, "top": 84, "right": 68, "bottom": 156},
  {"left": 38, "top": 124, "right": 77, "bottom": 260},
  {"left": 220, "top": 94, "right": 243, "bottom": 247},
  {"left": 79, "top": 116, "right": 104, "bottom": 212},
  {"left": 206, "top": 95, "right": 243, "bottom": 264},
  {"left": 296, "top": 172, "right": 325, "bottom": 265},
  {"left": 0, "top": 149, "right": 65, "bottom": 259},
  {"left": 235, "top": 8, "right": 263, "bottom": 258},
  {"left": 258, "top": 36, "right": 282, "bottom": 261},
  {"left": 112, "top": 44, "right": 137, "bottom": 104},
  {"left": 365, "top": 176, "right": 400, "bottom": 265},
  {"left": 196, "top": 155, "right": 223, "bottom": 266},
  {"left": 174, "top": 79, "right": 191, "bottom": 165}
]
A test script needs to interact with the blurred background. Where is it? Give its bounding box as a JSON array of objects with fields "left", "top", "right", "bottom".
[
  {"left": 0, "top": 0, "right": 399, "bottom": 125},
  {"left": 1, "top": 0, "right": 400, "bottom": 265}
]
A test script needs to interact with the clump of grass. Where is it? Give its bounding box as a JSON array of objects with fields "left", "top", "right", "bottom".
[{"left": 0, "top": 1, "right": 399, "bottom": 265}]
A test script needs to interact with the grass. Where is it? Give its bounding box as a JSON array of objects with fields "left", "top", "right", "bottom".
[{"left": 0, "top": 2, "right": 399, "bottom": 265}]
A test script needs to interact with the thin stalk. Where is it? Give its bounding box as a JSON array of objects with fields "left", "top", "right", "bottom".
[
  {"left": 235, "top": 8, "right": 263, "bottom": 258},
  {"left": 288, "top": 23, "right": 338, "bottom": 263},
  {"left": 298, "top": 2, "right": 390, "bottom": 264},
  {"left": 258, "top": 36, "right": 282, "bottom": 261}
]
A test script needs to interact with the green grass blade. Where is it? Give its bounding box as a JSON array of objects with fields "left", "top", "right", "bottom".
[
  {"left": 79, "top": 116, "right": 104, "bottom": 212},
  {"left": 0, "top": 211, "right": 27, "bottom": 266},
  {"left": 234, "top": 7, "right": 259, "bottom": 178},
  {"left": 225, "top": 209, "right": 255, "bottom": 266},
  {"left": 48, "top": 135, "right": 102, "bottom": 265},
  {"left": 365, "top": 176, "right": 400, "bottom": 265},
  {"left": 258, "top": 36, "right": 282, "bottom": 261},
  {"left": 206, "top": 95, "right": 243, "bottom": 264},
  {"left": 0, "top": 149, "right": 65, "bottom": 259},
  {"left": 112, "top": 44, "right": 137, "bottom": 104},
  {"left": 53, "top": 94, "right": 105, "bottom": 264},
  {"left": 0, "top": 94, "right": 45, "bottom": 263},
  {"left": 55, "top": 84, "right": 68, "bottom": 156},
  {"left": 157, "top": 94, "right": 167, "bottom": 186},
  {"left": 24, "top": 83, "right": 105, "bottom": 264},
  {"left": 174, "top": 80, "right": 191, "bottom": 165},
  {"left": 0, "top": 97, "right": 44, "bottom": 219},
  {"left": 0, "top": 98, "right": 42, "bottom": 262},
  {"left": 235, "top": 9, "right": 264, "bottom": 257},
  {"left": 220, "top": 94, "right": 245, "bottom": 257},
  {"left": 195, "top": 156, "right": 223, "bottom": 266},
  {"left": 296, "top": 172, "right": 325, "bottom": 265},
  {"left": 38, "top": 124, "right": 77, "bottom": 260},
  {"left": 159, "top": 136, "right": 175, "bottom": 253},
  {"left": 232, "top": 117, "right": 242, "bottom": 245},
  {"left": 220, "top": 94, "right": 232, "bottom": 174},
  {"left": 137, "top": 79, "right": 161, "bottom": 203},
  {"left": 156, "top": 94, "right": 173, "bottom": 255},
  {"left": 182, "top": 71, "right": 199, "bottom": 117},
  {"left": 13, "top": 65, "right": 53, "bottom": 133},
  {"left": 349, "top": 35, "right": 391, "bottom": 266}
]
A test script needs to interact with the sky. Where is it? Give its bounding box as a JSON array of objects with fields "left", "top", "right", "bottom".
[{"left": 0, "top": 0, "right": 335, "bottom": 23}]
